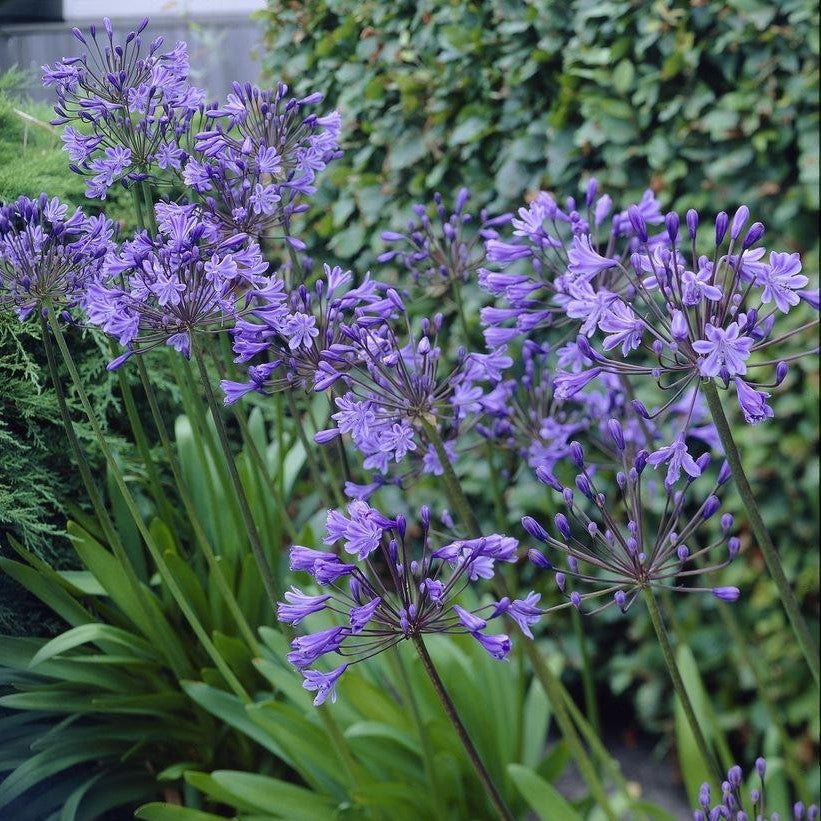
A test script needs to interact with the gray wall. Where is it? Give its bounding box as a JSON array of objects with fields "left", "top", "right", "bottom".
[{"left": 0, "top": 14, "right": 265, "bottom": 103}]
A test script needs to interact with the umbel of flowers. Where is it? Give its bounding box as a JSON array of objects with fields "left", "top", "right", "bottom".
[
  {"left": 480, "top": 182, "right": 818, "bottom": 427},
  {"left": 279, "top": 502, "right": 528, "bottom": 704},
  {"left": 0, "top": 194, "right": 115, "bottom": 320},
  {"left": 85, "top": 201, "right": 277, "bottom": 366}
]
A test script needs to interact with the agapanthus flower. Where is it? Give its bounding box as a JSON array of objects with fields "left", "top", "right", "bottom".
[
  {"left": 480, "top": 182, "right": 818, "bottom": 427},
  {"left": 379, "top": 187, "right": 510, "bottom": 285},
  {"left": 692, "top": 758, "right": 818, "bottom": 821},
  {"left": 220, "top": 264, "right": 385, "bottom": 401},
  {"left": 184, "top": 81, "right": 341, "bottom": 238},
  {"left": 279, "top": 503, "right": 520, "bottom": 704},
  {"left": 312, "top": 294, "right": 509, "bottom": 476},
  {"left": 523, "top": 424, "right": 740, "bottom": 616},
  {"left": 0, "top": 194, "right": 115, "bottom": 321},
  {"left": 85, "top": 201, "right": 277, "bottom": 365},
  {"left": 43, "top": 18, "right": 205, "bottom": 198},
  {"left": 477, "top": 341, "right": 716, "bottom": 477}
]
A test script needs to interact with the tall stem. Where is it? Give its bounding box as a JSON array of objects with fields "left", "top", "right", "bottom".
[
  {"left": 47, "top": 315, "right": 249, "bottom": 699},
  {"left": 571, "top": 607, "right": 601, "bottom": 738},
  {"left": 701, "top": 379, "right": 819, "bottom": 685},
  {"left": 642, "top": 586, "right": 721, "bottom": 783},
  {"left": 286, "top": 391, "right": 343, "bottom": 508},
  {"left": 40, "top": 317, "right": 139, "bottom": 575},
  {"left": 420, "top": 417, "right": 617, "bottom": 819},
  {"left": 192, "top": 339, "right": 281, "bottom": 605},
  {"left": 208, "top": 347, "right": 297, "bottom": 541},
  {"left": 134, "top": 356, "right": 260, "bottom": 652},
  {"left": 412, "top": 635, "right": 513, "bottom": 821}
]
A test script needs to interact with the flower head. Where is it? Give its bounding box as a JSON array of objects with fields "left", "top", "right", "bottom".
[
  {"left": 85, "top": 201, "right": 276, "bottom": 365},
  {"left": 480, "top": 184, "right": 818, "bottom": 427},
  {"left": 221, "top": 264, "right": 385, "bottom": 400},
  {"left": 184, "top": 82, "right": 341, "bottom": 237},
  {"left": 379, "top": 187, "right": 510, "bottom": 285},
  {"left": 524, "top": 427, "right": 740, "bottom": 614},
  {"left": 0, "top": 194, "right": 115, "bottom": 321},
  {"left": 280, "top": 504, "right": 520, "bottom": 702},
  {"left": 692, "top": 758, "right": 818, "bottom": 821},
  {"left": 43, "top": 18, "right": 205, "bottom": 198}
]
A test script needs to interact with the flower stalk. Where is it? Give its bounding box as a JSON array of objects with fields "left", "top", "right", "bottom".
[
  {"left": 412, "top": 634, "right": 514, "bottom": 821},
  {"left": 701, "top": 378, "right": 819, "bottom": 686},
  {"left": 192, "top": 337, "right": 282, "bottom": 605},
  {"left": 420, "top": 418, "right": 618, "bottom": 819},
  {"left": 642, "top": 586, "right": 721, "bottom": 784}
]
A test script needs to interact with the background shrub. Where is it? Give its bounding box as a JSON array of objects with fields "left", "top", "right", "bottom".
[{"left": 260, "top": 0, "right": 819, "bottom": 269}]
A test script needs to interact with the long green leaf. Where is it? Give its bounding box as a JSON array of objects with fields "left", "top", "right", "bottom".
[
  {"left": 507, "top": 763, "right": 583, "bottom": 821},
  {"left": 210, "top": 770, "right": 336, "bottom": 820},
  {"left": 29, "top": 624, "right": 160, "bottom": 668},
  {"left": 135, "top": 804, "right": 228, "bottom": 821}
]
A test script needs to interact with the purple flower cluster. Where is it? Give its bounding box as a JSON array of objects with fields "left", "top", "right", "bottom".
[
  {"left": 43, "top": 18, "right": 204, "bottom": 198},
  {"left": 480, "top": 181, "right": 818, "bottom": 426},
  {"left": 523, "top": 426, "right": 740, "bottom": 615},
  {"left": 312, "top": 298, "right": 512, "bottom": 479},
  {"left": 379, "top": 187, "right": 509, "bottom": 284},
  {"left": 85, "top": 202, "right": 275, "bottom": 365},
  {"left": 183, "top": 81, "right": 341, "bottom": 238},
  {"left": 221, "top": 264, "right": 385, "bottom": 402},
  {"left": 693, "top": 758, "right": 818, "bottom": 821},
  {"left": 0, "top": 194, "right": 115, "bottom": 321},
  {"left": 279, "top": 503, "right": 524, "bottom": 704}
]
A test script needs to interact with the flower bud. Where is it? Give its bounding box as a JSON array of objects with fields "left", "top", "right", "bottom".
[
  {"left": 528, "top": 548, "right": 551, "bottom": 569},
  {"left": 522, "top": 516, "right": 549, "bottom": 543},
  {"left": 535, "top": 467, "right": 564, "bottom": 492},
  {"left": 742, "top": 221, "right": 764, "bottom": 249},
  {"left": 555, "top": 572, "right": 566, "bottom": 592},
  {"left": 671, "top": 309, "right": 688, "bottom": 340},
  {"left": 686, "top": 208, "right": 699, "bottom": 239},
  {"left": 614, "top": 590, "right": 626, "bottom": 608},
  {"left": 730, "top": 205, "right": 749, "bottom": 240},
  {"left": 776, "top": 361, "right": 789, "bottom": 385},
  {"left": 554, "top": 513, "right": 571, "bottom": 540},
  {"left": 628, "top": 205, "right": 648, "bottom": 242},
  {"left": 570, "top": 591, "right": 582, "bottom": 610},
  {"left": 575, "top": 474, "right": 593, "bottom": 498},
  {"left": 717, "top": 461, "right": 732, "bottom": 485},
  {"left": 715, "top": 211, "right": 729, "bottom": 246},
  {"left": 728, "top": 537, "right": 740, "bottom": 559},
  {"left": 712, "top": 586, "right": 740, "bottom": 602},
  {"left": 702, "top": 495, "right": 721, "bottom": 519},
  {"left": 665, "top": 211, "right": 679, "bottom": 242},
  {"left": 720, "top": 513, "right": 733, "bottom": 533},
  {"left": 632, "top": 399, "right": 651, "bottom": 419},
  {"left": 570, "top": 441, "right": 585, "bottom": 468},
  {"left": 608, "top": 418, "right": 625, "bottom": 450}
]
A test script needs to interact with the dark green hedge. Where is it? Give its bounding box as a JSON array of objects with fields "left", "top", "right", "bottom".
[{"left": 260, "top": 0, "right": 819, "bottom": 268}]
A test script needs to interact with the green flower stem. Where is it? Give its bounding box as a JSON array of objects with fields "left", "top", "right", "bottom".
[
  {"left": 40, "top": 315, "right": 150, "bottom": 592},
  {"left": 170, "top": 356, "right": 236, "bottom": 548},
  {"left": 47, "top": 313, "right": 249, "bottom": 700},
  {"left": 570, "top": 606, "right": 601, "bottom": 739},
  {"left": 133, "top": 357, "right": 261, "bottom": 653},
  {"left": 208, "top": 347, "right": 298, "bottom": 542},
  {"left": 113, "top": 356, "right": 179, "bottom": 540},
  {"left": 286, "top": 391, "right": 343, "bottom": 509},
  {"left": 701, "top": 379, "right": 819, "bottom": 686},
  {"left": 420, "top": 417, "right": 617, "bottom": 819},
  {"left": 642, "top": 586, "right": 721, "bottom": 783},
  {"left": 413, "top": 635, "right": 514, "bottom": 821},
  {"left": 387, "top": 648, "right": 441, "bottom": 807},
  {"left": 192, "top": 339, "right": 281, "bottom": 606}
]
